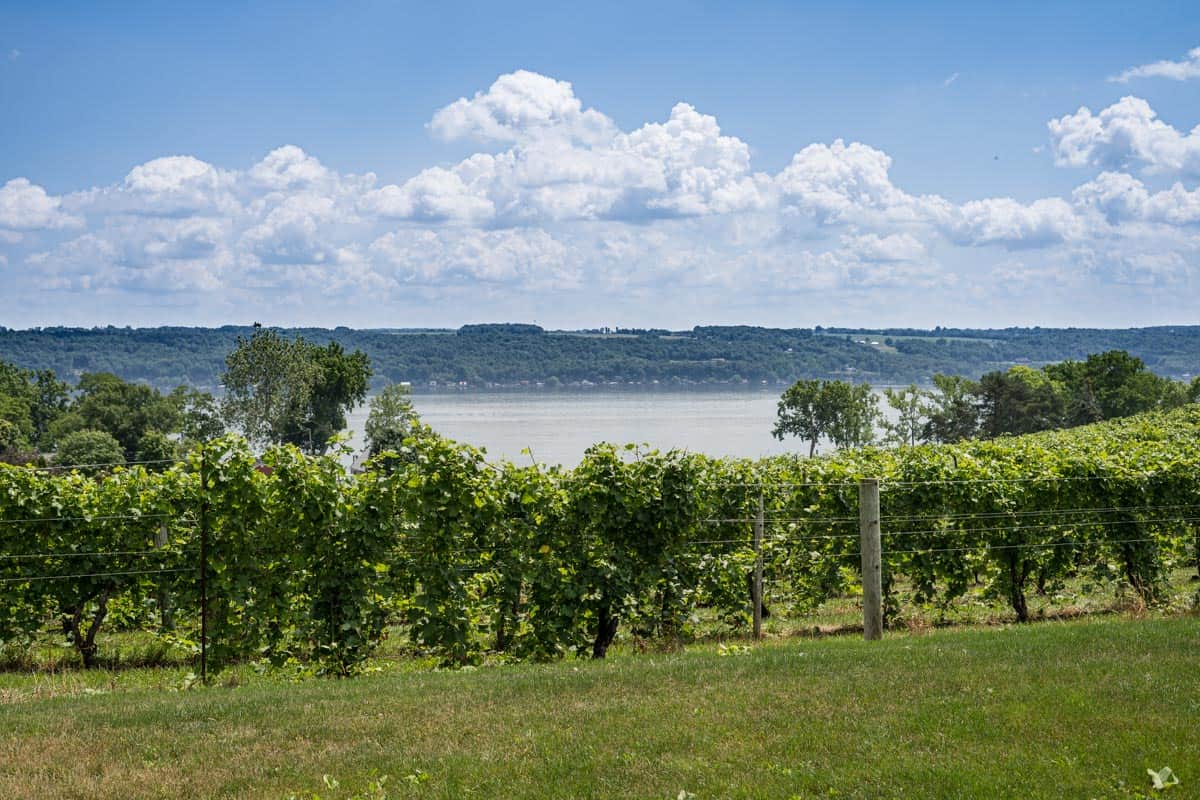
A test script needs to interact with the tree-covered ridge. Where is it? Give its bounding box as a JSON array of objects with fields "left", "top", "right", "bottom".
[
  {"left": 821, "top": 325, "right": 1200, "bottom": 377},
  {"left": 1, "top": 324, "right": 1198, "bottom": 391}
]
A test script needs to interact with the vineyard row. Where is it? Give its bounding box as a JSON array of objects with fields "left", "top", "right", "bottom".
[{"left": 2, "top": 406, "right": 1199, "bottom": 674}]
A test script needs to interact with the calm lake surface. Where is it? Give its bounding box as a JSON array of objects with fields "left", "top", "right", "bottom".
[{"left": 345, "top": 389, "right": 899, "bottom": 466}]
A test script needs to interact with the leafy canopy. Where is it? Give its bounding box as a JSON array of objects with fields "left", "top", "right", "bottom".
[
  {"left": 773, "top": 379, "right": 879, "bottom": 456},
  {"left": 222, "top": 326, "right": 371, "bottom": 454},
  {"left": 364, "top": 383, "right": 421, "bottom": 458}
]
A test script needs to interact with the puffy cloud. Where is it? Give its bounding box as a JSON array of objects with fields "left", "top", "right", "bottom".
[
  {"left": 371, "top": 91, "right": 766, "bottom": 224},
  {"left": 0, "top": 178, "right": 80, "bottom": 231},
  {"left": 1072, "top": 171, "right": 1200, "bottom": 226},
  {"left": 841, "top": 232, "right": 927, "bottom": 262},
  {"left": 120, "top": 153, "right": 236, "bottom": 214},
  {"left": 774, "top": 140, "right": 951, "bottom": 226},
  {"left": 6, "top": 69, "right": 1200, "bottom": 327},
  {"left": 947, "top": 197, "right": 1082, "bottom": 248},
  {"left": 369, "top": 227, "right": 574, "bottom": 286},
  {"left": 616, "top": 103, "right": 770, "bottom": 216},
  {"left": 429, "top": 70, "right": 616, "bottom": 145},
  {"left": 248, "top": 145, "right": 335, "bottom": 190},
  {"left": 361, "top": 160, "right": 496, "bottom": 223},
  {"left": 80, "top": 155, "right": 241, "bottom": 218},
  {"left": 1048, "top": 96, "right": 1200, "bottom": 176},
  {"left": 141, "top": 219, "right": 226, "bottom": 261},
  {"left": 239, "top": 194, "right": 344, "bottom": 265},
  {"left": 1110, "top": 46, "right": 1200, "bottom": 83}
]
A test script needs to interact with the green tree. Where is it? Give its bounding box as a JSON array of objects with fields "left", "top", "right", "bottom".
[
  {"left": 54, "top": 429, "right": 126, "bottom": 470},
  {"left": 0, "top": 418, "right": 23, "bottom": 454},
  {"left": 0, "top": 360, "right": 69, "bottom": 450},
  {"left": 168, "top": 386, "right": 225, "bottom": 445},
  {"left": 73, "top": 373, "right": 181, "bottom": 460},
  {"left": 28, "top": 370, "right": 69, "bottom": 447},
  {"left": 881, "top": 384, "right": 926, "bottom": 447},
  {"left": 364, "top": 383, "right": 420, "bottom": 458},
  {"left": 222, "top": 326, "right": 371, "bottom": 455},
  {"left": 1047, "top": 350, "right": 1187, "bottom": 426},
  {"left": 44, "top": 411, "right": 87, "bottom": 446},
  {"left": 773, "top": 379, "right": 878, "bottom": 456},
  {"left": 135, "top": 430, "right": 177, "bottom": 466},
  {"left": 976, "top": 366, "right": 1067, "bottom": 438},
  {"left": 921, "top": 374, "right": 979, "bottom": 443},
  {"left": 302, "top": 341, "right": 372, "bottom": 451},
  {"left": 0, "top": 395, "right": 33, "bottom": 450}
]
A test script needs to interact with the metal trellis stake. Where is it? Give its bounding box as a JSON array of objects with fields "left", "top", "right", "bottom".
[{"left": 199, "top": 447, "right": 209, "bottom": 684}]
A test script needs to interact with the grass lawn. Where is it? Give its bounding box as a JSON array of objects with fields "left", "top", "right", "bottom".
[{"left": 1, "top": 615, "right": 1198, "bottom": 799}]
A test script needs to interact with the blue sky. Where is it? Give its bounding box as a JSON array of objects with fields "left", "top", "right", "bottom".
[{"left": 1, "top": 1, "right": 1199, "bottom": 329}]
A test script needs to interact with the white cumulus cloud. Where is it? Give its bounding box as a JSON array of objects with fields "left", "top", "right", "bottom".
[
  {"left": 947, "top": 197, "right": 1082, "bottom": 248},
  {"left": 1110, "top": 46, "right": 1200, "bottom": 83},
  {"left": 5, "top": 69, "right": 1200, "bottom": 326},
  {"left": 1072, "top": 171, "right": 1200, "bottom": 226},
  {"left": 1048, "top": 96, "right": 1200, "bottom": 177},
  {"left": 0, "top": 178, "right": 80, "bottom": 231},
  {"left": 429, "top": 70, "right": 616, "bottom": 145},
  {"left": 372, "top": 80, "right": 767, "bottom": 224}
]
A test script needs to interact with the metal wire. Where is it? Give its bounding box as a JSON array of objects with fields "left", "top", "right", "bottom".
[
  {"left": 0, "top": 567, "right": 194, "bottom": 584},
  {"left": 17, "top": 458, "right": 185, "bottom": 473},
  {"left": 0, "top": 513, "right": 173, "bottom": 526},
  {"left": 716, "top": 482, "right": 860, "bottom": 489},
  {"left": 882, "top": 515, "right": 1200, "bottom": 539},
  {"left": 885, "top": 536, "right": 1159, "bottom": 557},
  {"left": 702, "top": 516, "right": 858, "bottom": 525},
  {"left": 883, "top": 474, "right": 1158, "bottom": 486},
  {"left": 880, "top": 502, "right": 1200, "bottom": 523},
  {"left": 0, "top": 549, "right": 181, "bottom": 562}
]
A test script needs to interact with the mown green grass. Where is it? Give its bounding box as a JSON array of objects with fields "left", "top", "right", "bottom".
[{"left": 2, "top": 615, "right": 1198, "bottom": 799}]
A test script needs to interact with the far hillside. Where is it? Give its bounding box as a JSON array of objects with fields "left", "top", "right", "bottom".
[{"left": 0, "top": 323, "right": 1198, "bottom": 391}]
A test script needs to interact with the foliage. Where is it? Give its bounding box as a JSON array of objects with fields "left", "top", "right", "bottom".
[
  {"left": 2, "top": 404, "right": 1199, "bottom": 671},
  {"left": 773, "top": 379, "right": 878, "bottom": 455},
  {"left": 221, "top": 326, "right": 370, "bottom": 455},
  {"left": 385, "top": 427, "right": 499, "bottom": 665},
  {"left": 976, "top": 351, "right": 1187, "bottom": 439},
  {"left": 363, "top": 383, "right": 420, "bottom": 459},
  {"left": 559, "top": 444, "right": 704, "bottom": 657},
  {"left": 976, "top": 365, "right": 1066, "bottom": 437},
  {"left": 169, "top": 386, "right": 225, "bottom": 445},
  {"left": 921, "top": 373, "right": 979, "bottom": 443},
  {"left": 54, "top": 430, "right": 126, "bottom": 471},
  {"left": 0, "top": 361, "right": 69, "bottom": 450},
  {"left": 881, "top": 384, "right": 925, "bottom": 446},
  {"left": 7, "top": 324, "right": 1200, "bottom": 393},
  {"left": 74, "top": 372, "right": 182, "bottom": 459},
  {"left": 135, "top": 430, "right": 177, "bottom": 466}
]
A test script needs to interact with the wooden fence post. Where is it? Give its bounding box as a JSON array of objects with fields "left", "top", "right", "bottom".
[
  {"left": 858, "top": 478, "right": 882, "bottom": 641},
  {"left": 753, "top": 493, "right": 764, "bottom": 640},
  {"left": 156, "top": 521, "right": 174, "bottom": 631}
]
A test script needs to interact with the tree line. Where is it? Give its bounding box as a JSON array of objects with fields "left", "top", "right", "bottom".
[
  {"left": 773, "top": 350, "right": 1200, "bottom": 454},
  {"left": 0, "top": 325, "right": 381, "bottom": 467},
  {"left": 4, "top": 328, "right": 1197, "bottom": 470},
  {"left": 2, "top": 323, "right": 1199, "bottom": 392}
]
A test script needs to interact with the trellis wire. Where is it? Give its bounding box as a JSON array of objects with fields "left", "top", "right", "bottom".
[{"left": 0, "top": 567, "right": 194, "bottom": 585}]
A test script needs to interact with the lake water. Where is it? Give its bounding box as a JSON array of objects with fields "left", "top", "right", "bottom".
[{"left": 345, "top": 389, "right": 900, "bottom": 466}]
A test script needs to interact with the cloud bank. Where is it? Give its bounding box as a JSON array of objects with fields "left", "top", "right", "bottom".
[{"left": 2, "top": 69, "right": 1200, "bottom": 328}]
